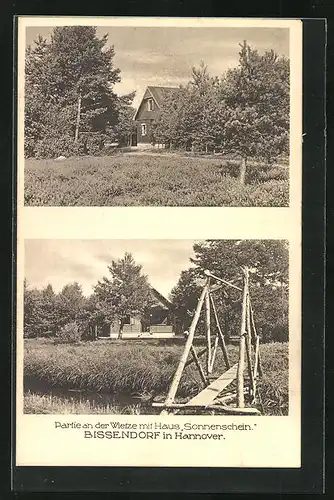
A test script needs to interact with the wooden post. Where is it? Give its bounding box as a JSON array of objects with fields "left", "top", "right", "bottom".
[
  {"left": 205, "top": 283, "right": 212, "bottom": 374},
  {"left": 185, "top": 347, "right": 207, "bottom": 368},
  {"left": 248, "top": 298, "right": 257, "bottom": 342},
  {"left": 253, "top": 335, "right": 260, "bottom": 395},
  {"left": 190, "top": 345, "right": 208, "bottom": 387},
  {"left": 209, "top": 294, "right": 230, "bottom": 369},
  {"left": 249, "top": 301, "right": 263, "bottom": 377},
  {"left": 237, "top": 269, "right": 248, "bottom": 408},
  {"left": 239, "top": 157, "right": 247, "bottom": 185},
  {"left": 209, "top": 335, "right": 219, "bottom": 373},
  {"left": 94, "top": 324, "right": 98, "bottom": 340},
  {"left": 204, "top": 270, "right": 242, "bottom": 291},
  {"left": 153, "top": 402, "right": 260, "bottom": 415},
  {"left": 74, "top": 95, "right": 82, "bottom": 143},
  {"left": 163, "top": 281, "right": 208, "bottom": 406},
  {"left": 245, "top": 294, "right": 255, "bottom": 399}
]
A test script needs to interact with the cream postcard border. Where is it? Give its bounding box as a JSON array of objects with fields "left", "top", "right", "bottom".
[{"left": 16, "top": 17, "right": 302, "bottom": 468}]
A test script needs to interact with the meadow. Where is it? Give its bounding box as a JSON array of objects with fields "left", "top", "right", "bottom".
[
  {"left": 24, "top": 154, "right": 289, "bottom": 207},
  {"left": 24, "top": 338, "right": 289, "bottom": 416}
]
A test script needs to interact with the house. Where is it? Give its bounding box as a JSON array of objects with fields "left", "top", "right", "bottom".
[
  {"left": 99, "top": 286, "right": 176, "bottom": 339},
  {"left": 133, "top": 86, "right": 179, "bottom": 146}
]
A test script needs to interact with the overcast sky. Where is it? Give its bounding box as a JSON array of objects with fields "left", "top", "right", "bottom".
[
  {"left": 25, "top": 26, "right": 289, "bottom": 108},
  {"left": 25, "top": 239, "right": 200, "bottom": 298}
]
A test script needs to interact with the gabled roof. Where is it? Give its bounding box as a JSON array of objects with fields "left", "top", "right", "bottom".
[
  {"left": 147, "top": 86, "right": 179, "bottom": 107},
  {"left": 133, "top": 86, "right": 179, "bottom": 121},
  {"left": 150, "top": 286, "right": 173, "bottom": 310}
]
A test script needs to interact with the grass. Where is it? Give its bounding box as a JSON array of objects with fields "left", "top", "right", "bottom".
[
  {"left": 24, "top": 338, "right": 288, "bottom": 416},
  {"left": 24, "top": 391, "right": 141, "bottom": 414},
  {"left": 24, "top": 154, "right": 289, "bottom": 207}
]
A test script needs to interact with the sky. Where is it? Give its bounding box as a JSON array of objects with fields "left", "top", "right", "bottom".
[
  {"left": 25, "top": 26, "right": 289, "bottom": 109},
  {"left": 24, "top": 239, "right": 200, "bottom": 298}
]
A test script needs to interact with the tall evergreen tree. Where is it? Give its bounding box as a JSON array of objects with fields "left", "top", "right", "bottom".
[
  {"left": 152, "top": 63, "right": 225, "bottom": 152},
  {"left": 93, "top": 253, "right": 152, "bottom": 334},
  {"left": 25, "top": 27, "right": 134, "bottom": 157},
  {"left": 221, "top": 41, "right": 290, "bottom": 184}
]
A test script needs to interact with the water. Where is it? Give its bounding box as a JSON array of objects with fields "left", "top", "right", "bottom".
[{"left": 25, "top": 380, "right": 155, "bottom": 413}]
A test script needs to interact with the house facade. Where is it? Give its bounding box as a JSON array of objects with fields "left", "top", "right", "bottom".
[
  {"left": 99, "top": 287, "right": 175, "bottom": 339},
  {"left": 133, "top": 86, "right": 179, "bottom": 146}
]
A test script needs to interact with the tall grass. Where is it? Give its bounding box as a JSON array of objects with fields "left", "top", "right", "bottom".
[
  {"left": 24, "top": 340, "right": 205, "bottom": 398},
  {"left": 24, "top": 391, "right": 141, "bottom": 414},
  {"left": 24, "top": 154, "right": 289, "bottom": 207},
  {"left": 24, "top": 339, "right": 288, "bottom": 415}
]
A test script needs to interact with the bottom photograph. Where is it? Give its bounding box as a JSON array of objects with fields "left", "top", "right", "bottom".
[{"left": 23, "top": 239, "right": 289, "bottom": 417}]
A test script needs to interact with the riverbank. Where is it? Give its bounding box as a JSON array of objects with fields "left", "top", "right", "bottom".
[
  {"left": 24, "top": 339, "right": 289, "bottom": 415},
  {"left": 24, "top": 391, "right": 142, "bottom": 414}
]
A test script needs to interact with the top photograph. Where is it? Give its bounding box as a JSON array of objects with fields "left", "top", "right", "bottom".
[{"left": 21, "top": 20, "right": 296, "bottom": 207}]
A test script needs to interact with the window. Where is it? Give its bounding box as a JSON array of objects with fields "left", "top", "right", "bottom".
[
  {"left": 141, "top": 123, "right": 147, "bottom": 136},
  {"left": 148, "top": 98, "right": 154, "bottom": 111}
]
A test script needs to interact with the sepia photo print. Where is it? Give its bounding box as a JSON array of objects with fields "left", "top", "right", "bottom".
[
  {"left": 16, "top": 17, "right": 302, "bottom": 470},
  {"left": 23, "top": 239, "right": 289, "bottom": 417},
  {"left": 23, "top": 24, "right": 290, "bottom": 207}
]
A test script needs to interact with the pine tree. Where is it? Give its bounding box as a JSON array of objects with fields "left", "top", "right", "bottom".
[
  {"left": 152, "top": 63, "right": 225, "bottom": 152},
  {"left": 93, "top": 253, "right": 152, "bottom": 334},
  {"left": 221, "top": 41, "right": 290, "bottom": 184},
  {"left": 25, "top": 27, "right": 134, "bottom": 157}
]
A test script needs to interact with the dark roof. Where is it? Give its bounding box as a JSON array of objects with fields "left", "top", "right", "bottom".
[
  {"left": 150, "top": 286, "right": 173, "bottom": 310},
  {"left": 147, "top": 86, "right": 179, "bottom": 108},
  {"left": 134, "top": 86, "right": 179, "bottom": 121}
]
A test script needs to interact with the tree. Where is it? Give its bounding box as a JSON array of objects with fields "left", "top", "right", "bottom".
[
  {"left": 24, "top": 283, "right": 59, "bottom": 337},
  {"left": 191, "top": 239, "right": 289, "bottom": 286},
  {"left": 188, "top": 63, "right": 225, "bottom": 152},
  {"left": 25, "top": 27, "right": 134, "bottom": 157},
  {"left": 38, "top": 284, "right": 59, "bottom": 337},
  {"left": 151, "top": 86, "right": 191, "bottom": 149},
  {"left": 23, "top": 280, "right": 43, "bottom": 338},
  {"left": 152, "top": 63, "right": 225, "bottom": 152},
  {"left": 170, "top": 240, "right": 289, "bottom": 342},
  {"left": 150, "top": 42, "right": 289, "bottom": 164},
  {"left": 113, "top": 98, "right": 136, "bottom": 146},
  {"left": 75, "top": 293, "right": 110, "bottom": 340},
  {"left": 221, "top": 41, "right": 290, "bottom": 184},
  {"left": 169, "top": 268, "right": 202, "bottom": 334},
  {"left": 93, "top": 253, "right": 152, "bottom": 335},
  {"left": 55, "top": 282, "right": 85, "bottom": 330}
]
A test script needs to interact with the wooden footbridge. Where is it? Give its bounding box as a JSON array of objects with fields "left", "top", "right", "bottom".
[{"left": 153, "top": 267, "right": 263, "bottom": 415}]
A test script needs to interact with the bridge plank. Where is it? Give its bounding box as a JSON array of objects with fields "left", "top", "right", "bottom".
[{"left": 185, "top": 363, "right": 239, "bottom": 406}]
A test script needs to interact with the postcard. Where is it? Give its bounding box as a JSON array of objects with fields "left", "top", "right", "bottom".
[{"left": 16, "top": 16, "right": 302, "bottom": 469}]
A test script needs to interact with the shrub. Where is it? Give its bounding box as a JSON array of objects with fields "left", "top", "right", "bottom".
[
  {"left": 24, "top": 154, "right": 289, "bottom": 207},
  {"left": 35, "top": 135, "right": 82, "bottom": 159},
  {"left": 55, "top": 322, "right": 81, "bottom": 344}
]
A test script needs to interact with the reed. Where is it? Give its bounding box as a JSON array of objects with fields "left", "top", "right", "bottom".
[{"left": 24, "top": 339, "right": 288, "bottom": 415}]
